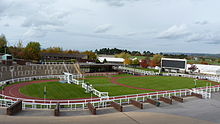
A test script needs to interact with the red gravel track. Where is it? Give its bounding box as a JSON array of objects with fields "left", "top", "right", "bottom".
[{"left": 1, "top": 76, "right": 218, "bottom": 101}]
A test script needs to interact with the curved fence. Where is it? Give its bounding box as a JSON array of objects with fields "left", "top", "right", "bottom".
[{"left": 0, "top": 73, "right": 220, "bottom": 110}]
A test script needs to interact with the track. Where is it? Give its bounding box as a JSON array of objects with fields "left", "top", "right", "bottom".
[{"left": 1, "top": 75, "right": 218, "bottom": 102}]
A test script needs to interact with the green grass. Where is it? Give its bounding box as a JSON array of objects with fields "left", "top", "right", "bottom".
[
  {"left": 116, "top": 76, "right": 213, "bottom": 91},
  {"left": 18, "top": 75, "right": 217, "bottom": 99},
  {"left": 20, "top": 81, "right": 91, "bottom": 99},
  {"left": 85, "top": 78, "right": 146, "bottom": 96}
]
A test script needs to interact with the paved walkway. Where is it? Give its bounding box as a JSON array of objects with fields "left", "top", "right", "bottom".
[{"left": 1, "top": 92, "right": 220, "bottom": 124}]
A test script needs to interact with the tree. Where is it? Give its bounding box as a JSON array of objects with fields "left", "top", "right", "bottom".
[
  {"left": 149, "top": 60, "right": 157, "bottom": 67},
  {"left": 124, "top": 58, "right": 132, "bottom": 65},
  {"left": 41, "top": 47, "right": 63, "bottom": 53},
  {"left": 140, "top": 59, "right": 150, "bottom": 68},
  {"left": 24, "top": 42, "right": 41, "bottom": 61},
  {"left": 152, "top": 54, "right": 163, "bottom": 66},
  {"left": 132, "top": 59, "right": 140, "bottom": 65},
  {"left": 82, "top": 51, "right": 97, "bottom": 60},
  {"left": 0, "top": 34, "right": 7, "bottom": 53},
  {"left": 95, "top": 59, "right": 101, "bottom": 63},
  {"left": 103, "top": 59, "right": 107, "bottom": 63},
  {"left": 8, "top": 41, "right": 25, "bottom": 59},
  {"left": 115, "top": 52, "right": 131, "bottom": 59}
]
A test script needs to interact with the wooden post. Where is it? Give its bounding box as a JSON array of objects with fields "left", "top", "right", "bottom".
[
  {"left": 159, "top": 97, "right": 172, "bottom": 105},
  {"left": 6, "top": 100, "right": 22, "bottom": 116},
  {"left": 88, "top": 102, "right": 96, "bottom": 115},
  {"left": 110, "top": 101, "right": 123, "bottom": 112},
  {"left": 146, "top": 98, "right": 160, "bottom": 107},
  {"left": 130, "top": 100, "right": 143, "bottom": 109},
  {"left": 54, "top": 103, "right": 60, "bottom": 116},
  {"left": 171, "top": 96, "right": 183, "bottom": 103}
]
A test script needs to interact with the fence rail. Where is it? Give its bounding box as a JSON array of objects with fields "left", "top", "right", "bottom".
[{"left": 0, "top": 71, "right": 220, "bottom": 110}]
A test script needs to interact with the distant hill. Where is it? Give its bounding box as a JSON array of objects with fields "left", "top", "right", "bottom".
[{"left": 164, "top": 52, "right": 220, "bottom": 58}]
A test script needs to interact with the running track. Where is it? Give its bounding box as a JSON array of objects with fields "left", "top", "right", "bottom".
[{"left": 1, "top": 76, "right": 218, "bottom": 101}]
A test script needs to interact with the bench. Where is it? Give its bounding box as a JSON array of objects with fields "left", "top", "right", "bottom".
[
  {"left": 130, "top": 100, "right": 143, "bottom": 109},
  {"left": 54, "top": 103, "right": 60, "bottom": 116},
  {"left": 7, "top": 100, "right": 22, "bottom": 115},
  {"left": 171, "top": 96, "right": 183, "bottom": 103},
  {"left": 88, "top": 103, "right": 96, "bottom": 115},
  {"left": 110, "top": 102, "right": 123, "bottom": 112},
  {"left": 159, "top": 97, "right": 172, "bottom": 104},
  {"left": 146, "top": 98, "right": 160, "bottom": 107}
]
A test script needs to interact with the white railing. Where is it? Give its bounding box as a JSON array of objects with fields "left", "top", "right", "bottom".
[
  {"left": 0, "top": 75, "right": 64, "bottom": 87},
  {"left": 63, "top": 72, "right": 109, "bottom": 98},
  {"left": 1, "top": 85, "right": 219, "bottom": 110},
  {"left": 116, "top": 66, "right": 220, "bottom": 83},
  {"left": 116, "top": 66, "right": 159, "bottom": 75},
  {"left": 0, "top": 71, "right": 220, "bottom": 110}
]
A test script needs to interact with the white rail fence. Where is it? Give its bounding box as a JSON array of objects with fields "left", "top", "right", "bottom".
[
  {"left": 0, "top": 71, "right": 220, "bottom": 110},
  {"left": 62, "top": 72, "right": 109, "bottom": 98},
  {"left": 0, "top": 84, "right": 219, "bottom": 110},
  {"left": 116, "top": 66, "right": 220, "bottom": 83}
]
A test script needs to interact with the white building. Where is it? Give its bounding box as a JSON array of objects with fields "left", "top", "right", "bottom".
[
  {"left": 98, "top": 57, "right": 124, "bottom": 63},
  {"left": 187, "top": 64, "right": 220, "bottom": 75}
]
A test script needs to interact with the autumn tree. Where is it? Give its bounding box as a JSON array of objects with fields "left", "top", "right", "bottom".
[
  {"left": 0, "top": 34, "right": 7, "bottom": 53},
  {"left": 24, "top": 42, "right": 41, "bottom": 61},
  {"left": 132, "top": 59, "right": 140, "bottom": 65},
  {"left": 152, "top": 54, "right": 163, "bottom": 66},
  {"left": 82, "top": 51, "right": 97, "bottom": 60},
  {"left": 115, "top": 52, "right": 131, "bottom": 59},
  {"left": 124, "top": 58, "right": 132, "bottom": 65},
  {"left": 8, "top": 40, "right": 25, "bottom": 59},
  {"left": 41, "top": 47, "right": 63, "bottom": 53}
]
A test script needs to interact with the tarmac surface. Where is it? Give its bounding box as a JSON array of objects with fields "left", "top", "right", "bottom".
[{"left": 0, "top": 92, "right": 220, "bottom": 124}]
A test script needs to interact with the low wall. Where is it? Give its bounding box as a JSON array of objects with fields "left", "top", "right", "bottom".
[{"left": 6, "top": 100, "right": 22, "bottom": 115}]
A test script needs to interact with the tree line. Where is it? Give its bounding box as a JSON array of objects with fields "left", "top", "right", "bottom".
[{"left": 0, "top": 34, "right": 97, "bottom": 61}]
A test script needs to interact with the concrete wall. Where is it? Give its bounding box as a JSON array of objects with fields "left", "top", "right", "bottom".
[{"left": 0, "top": 64, "right": 78, "bottom": 81}]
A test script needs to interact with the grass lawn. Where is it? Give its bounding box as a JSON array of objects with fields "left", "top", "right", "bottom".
[
  {"left": 85, "top": 78, "right": 147, "bottom": 96},
  {"left": 20, "top": 81, "right": 91, "bottom": 99},
  {"left": 18, "top": 75, "right": 217, "bottom": 99},
  {"left": 116, "top": 76, "right": 213, "bottom": 91}
]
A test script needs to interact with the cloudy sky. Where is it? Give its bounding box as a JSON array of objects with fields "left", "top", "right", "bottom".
[{"left": 0, "top": 0, "right": 220, "bottom": 53}]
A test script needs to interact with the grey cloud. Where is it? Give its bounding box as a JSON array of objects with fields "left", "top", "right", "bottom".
[
  {"left": 94, "top": 24, "right": 112, "bottom": 33},
  {"left": 157, "top": 24, "right": 190, "bottom": 39},
  {"left": 3, "top": 24, "right": 9, "bottom": 27},
  {"left": 194, "top": 20, "right": 208, "bottom": 25},
  {"left": 94, "top": 0, "right": 140, "bottom": 7},
  {"left": 186, "top": 32, "right": 220, "bottom": 44}
]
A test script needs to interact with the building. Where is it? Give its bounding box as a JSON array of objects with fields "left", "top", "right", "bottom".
[
  {"left": 98, "top": 57, "right": 124, "bottom": 64},
  {"left": 1, "top": 54, "right": 13, "bottom": 66},
  {"left": 187, "top": 64, "right": 220, "bottom": 75},
  {"left": 40, "top": 52, "right": 88, "bottom": 62}
]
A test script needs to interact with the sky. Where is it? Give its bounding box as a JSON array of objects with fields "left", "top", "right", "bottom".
[{"left": 0, "top": 0, "right": 220, "bottom": 53}]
